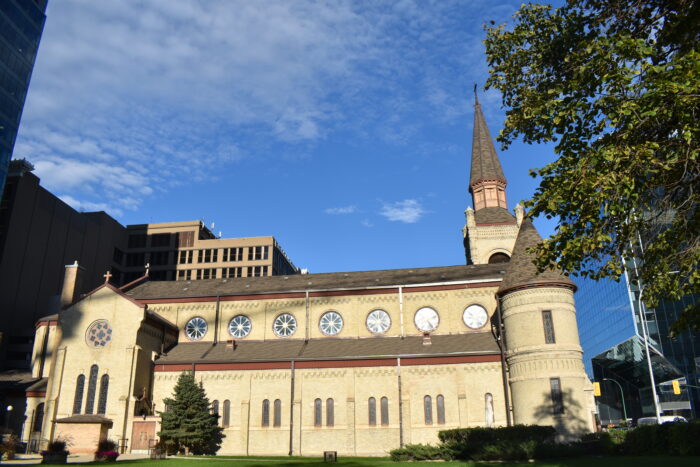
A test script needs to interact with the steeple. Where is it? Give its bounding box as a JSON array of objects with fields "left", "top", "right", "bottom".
[{"left": 469, "top": 88, "right": 507, "bottom": 211}]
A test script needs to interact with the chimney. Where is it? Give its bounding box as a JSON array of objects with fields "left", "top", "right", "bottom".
[
  {"left": 60, "top": 261, "right": 85, "bottom": 308},
  {"left": 422, "top": 331, "right": 432, "bottom": 346},
  {"left": 226, "top": 339, "right": 237, "bottom": 351}
]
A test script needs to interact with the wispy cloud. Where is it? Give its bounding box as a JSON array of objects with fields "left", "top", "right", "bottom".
[
  {"left": 324, "top": 205, "right": 358, "bottom": 215},
  {"left": 380, "top": 199, "right": 426, "bottom": 223},
  {"left": 361, "top": 218, "right": 374, "bottom": 228}
]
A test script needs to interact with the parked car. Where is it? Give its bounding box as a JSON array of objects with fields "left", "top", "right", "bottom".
[{"left": 637, "top": 415, "right": 687, "bottom": 425}]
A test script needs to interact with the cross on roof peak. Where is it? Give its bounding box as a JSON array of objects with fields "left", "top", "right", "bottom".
[{"left": 103, "top": 270, "right": 112, "bottom": 284}]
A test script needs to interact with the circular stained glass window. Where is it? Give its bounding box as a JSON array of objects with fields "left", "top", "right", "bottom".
[
  {"left": 229, "top": 315, "right": 252, "bottom": 338},
  {"left": 86, "top": 320, "right": 112, "bottom": 348},
  {"left": 319, "top": 311, "right": 343, "bottom": 336},
  {"left": 463, "top": 304, "right": 489, "bottom": 329},
  {"left": 366, "top": 309, "right": 391, "bottom": 334},
  {"left": 414, "top": 307, "right": 439, "bottom": 332},
  {"left": 185, "top": 317, "right": 208, "bottom": 340},
  {"left": 273, "top": 313, "right": 297, "bottom": 338}
]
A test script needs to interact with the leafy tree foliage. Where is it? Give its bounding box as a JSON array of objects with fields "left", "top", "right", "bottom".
[
  {"left": 484, "top": 0, "right": 699, "bottom": 328},
  {"left": 158, "top": 372, "right": 223, "bottom": 454}
]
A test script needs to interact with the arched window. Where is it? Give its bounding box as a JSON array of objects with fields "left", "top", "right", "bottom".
[
  {"left": 97, "top": 374, "right": 109, "bottom": 415},
  {"left": 380, "top": 397, "right": 389, "bottom": 426},
  {"left": 314, "top": 398, "right": 322, "bottom": 427},
  {"left": 211, "top": 400, "right": 219, "bottom": 416},
  {"left": 222, "top": 400, "right": 230, "bottom": 428},
  {"left": 72, "top": 374, "right": 85, "bottom": 414},
  {"left": 488, "top": 252, "right": 510, "bottom": 264},
  {"left": 436, "top": 395, "right": 445, "bottom": 425},
  {"left": 85, "top": 365, "right": 99, "bottom": 414},
  {"left": 424, "top": 395, "right": 432, "bottom": 424},
  {"left": 368, "top": 397, "right": 376, "bottom": 426},
  {"left": 33, "top": 403, "right": 45, "bottom": 432},
  {"left": 261, "top": 399, "right": 270, "bottom": 427},
  {"left": 326, "top": 398, "right": 334, "bottom": 427},
  {"left": 273, "top": 399, "right": 282, "bottom": 427},
  {"left": 485, "top": 393, "right": 494, "bottom": 427}
]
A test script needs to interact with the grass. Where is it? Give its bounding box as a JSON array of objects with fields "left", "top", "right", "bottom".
[{"left": 108, "top": 456, "right": 700, "bottom": 467}]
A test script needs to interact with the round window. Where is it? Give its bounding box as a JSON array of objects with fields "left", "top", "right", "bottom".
[
  {"left": 229, "top": 315, "right": 252, "bottom": 338},
  {"left": 463, "top": 304, "right": 489, "bottom": 329},
  {"left": 86, "top": 320, "right": 112, "bottom": 348},
  {"left": 414, "top": 307, "right": 439, "bottom": 332},
  {"left": 366, "top": 309, "right": 391, "bottom": 334},
  {"left": 185, "top": 317, "right": 208, "bottom": 340},
  {"left": 319, "top": 311, "right": 343, "bottom": 336},
  {"left": 273, "top": 313, "right": 297, "bottom": 338}
]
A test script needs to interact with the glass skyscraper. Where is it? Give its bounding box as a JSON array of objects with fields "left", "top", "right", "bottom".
[{"left": 0, "top": 0, "right": 48, "bottom": 195}]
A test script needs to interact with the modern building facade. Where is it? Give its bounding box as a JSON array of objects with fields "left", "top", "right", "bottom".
[
  {"left": 0, "top": 0, "right": 48, "bottom": 195},
  {"left": 17, "top": 99, "right": 596, "bottom": 455},
  {"left": 575, "top": 265, "right": 699, "bottom": 424}
]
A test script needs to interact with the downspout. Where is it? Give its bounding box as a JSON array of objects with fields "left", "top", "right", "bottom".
[
  {"left": 213, "top": 295, "right": 220, "bottom": 345},
  {"left": 304, "top": 291, "right": 310, "bottom": 342},
  {"left": 288, "top": 360, "right": 295, "bottom": 456},
  {"left": 38, "top": 324, "right": 50, "bottom": 378},
  {"left": 495, "top": 295, "right": 512, "bottom": 426},
  {"left": 398, "top": 286, "right": 405, "bottom": 338},
  {"left": 121, "top": 345, "right": 138, "bottom": 452},
  {"left": 397, "top": 357, "right": 404, "bottom": 447},
  {"left": 48, "top": 346, "right": 67, "bottom": 442}
]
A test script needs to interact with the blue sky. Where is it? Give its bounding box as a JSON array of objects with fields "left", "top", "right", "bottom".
[{"left": 15, "top": 0, "right": 562, "bottom": 274}]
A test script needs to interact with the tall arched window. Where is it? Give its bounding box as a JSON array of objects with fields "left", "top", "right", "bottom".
[
  {"left": 72, "top": 374, "right": 85, "bottom": 414},
  {"left": 368, "top": 397, "right": 376, "bottom": 426},
  {"left": 33, "top": 403, "right": 45, "bottom": 432},
  {"left": 326, "top": 398, "right": 334, "bottom": 427},
  {"left": 85, "top": 365, "right": 99, "bottom": 414},
  {"left": 97, "top": 374, "right": 109, "bottom": 415},
  {"left": 436, "top": 395, "right": 445, "bottom": 425},
  {"left": 380, "top": 397, "right": 389, "bottom": 426},
  {"left": 211, "top": 400, "right": 219, "bottom": 416},
  {"left": 423, "top": 395, "right": 432, "bottom": 425},
  {"left": 485, "top": 393, "right": 494, "bottom": 427},
  {"left": 314, "top": 398, "right": 322, "bottom": 427},
  {"left": 261, "top": 399, "right": 270, "bottom": 427},
  {"left": 273, "top": 399, "right": 282, "bottom": 427},
  {"left": 222, "top": 400, "right": 230, "bottom": 428}
]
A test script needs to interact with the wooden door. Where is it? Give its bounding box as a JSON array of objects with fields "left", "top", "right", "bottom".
[{"left": 131, "top": 421, "right": 156, "bottom": 453}]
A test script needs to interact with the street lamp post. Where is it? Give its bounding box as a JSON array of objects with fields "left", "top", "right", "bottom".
[{"left": 603, "top": 378, "right": 628, "bottom": 424}]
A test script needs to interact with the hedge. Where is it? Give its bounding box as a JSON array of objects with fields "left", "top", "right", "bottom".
[{"left": 623, "top": 421, "right": 700, "bottom": 456}]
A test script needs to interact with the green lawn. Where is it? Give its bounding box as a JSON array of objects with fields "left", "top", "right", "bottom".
[{"left": 109, "top": 456, "right": 700, "bottom": 467}]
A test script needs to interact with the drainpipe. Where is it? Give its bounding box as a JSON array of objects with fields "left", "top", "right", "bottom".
[
  {"left": 495, "top": 296, "right": 512, "bottom": 426},
  {"left": 398, "top": 286, "right": 405, "bottom": 338},
  {"left": 214, "top": 295, "right": 220, "bottom": 344},
  {"left": 304, "top": 291, "right": 310, "bottom": 342},
  {"left": 397, "top": 357, "right": 404, "bottom": 447},
  {"left": 288, "top": 360, "right": 295, "bottom": 456}
]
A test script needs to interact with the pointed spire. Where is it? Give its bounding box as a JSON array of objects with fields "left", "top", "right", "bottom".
[
  {"left": 498, "top": 218, "right": 575, "bottom": 294},
  {"left": 470, "top": 90, "right": 506, "bottom": 187}
]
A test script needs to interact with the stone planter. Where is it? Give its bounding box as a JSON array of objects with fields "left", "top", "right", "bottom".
[{"left": 40, "top": 452, "right": 68, "bottom": 464}]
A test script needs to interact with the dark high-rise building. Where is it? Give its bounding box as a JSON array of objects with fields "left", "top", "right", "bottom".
[{"left": 0, "top": 0, "right": 48, "bottom": 195}]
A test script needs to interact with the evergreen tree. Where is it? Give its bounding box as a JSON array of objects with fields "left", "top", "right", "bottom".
[{"left": 157, "top": 372, "right": 224, "bottom": 455}]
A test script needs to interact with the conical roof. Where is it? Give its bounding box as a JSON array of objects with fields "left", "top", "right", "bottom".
[
  {"left": 470, "top": 99, "right": 506, "bottom": 187},
  {"left": 498, "top": 218, "right": 575, "bottom": 294}
]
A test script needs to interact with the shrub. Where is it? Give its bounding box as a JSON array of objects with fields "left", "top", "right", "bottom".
[
  {"left": 389, "top": 443, "right": 446, "bottom": 462},
  {"left": 623, "top": 422, "right": 700, "bottom": 456},
  {"left": 472, "top": 440, "right": 537, "bottom": 461},
  {"left": 534, "top": 441, "right": 586, "bottom": 459},
  {"left": 1, "top": 434, "right": 20, "bottom": 460},
  {"left": 46, "top": 439, "right": 68, "bottom": 453},
  {"left": 438, "top": 425, "right": 556, "bottom": 460},
  {"left": 97, "top": 439, "right": 117, "bottom": 453}
]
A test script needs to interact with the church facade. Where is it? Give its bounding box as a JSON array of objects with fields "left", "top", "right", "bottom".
[{"left": 22, "top": 100, "right": 596, "bottom": 456}]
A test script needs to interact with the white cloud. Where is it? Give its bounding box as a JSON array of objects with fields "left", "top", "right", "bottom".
[
  {"left": 324, "top": 205, "right": 358, "bottom": 215},
  {"left": 380, "top": 199, "right": 426, "bottom": 223},
  {"left": 361, "top": 218, "right": 374, "bottom": 228}
]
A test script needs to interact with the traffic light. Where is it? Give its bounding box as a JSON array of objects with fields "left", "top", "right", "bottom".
[
  {"left": 672, "top": 380, "right": 681, "bottom": 395},
  {"left": 593, "top": 381, "right": 601, "bottom": 397}
]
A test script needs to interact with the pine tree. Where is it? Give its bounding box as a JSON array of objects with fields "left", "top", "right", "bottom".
[{"left": 157, "top": 372, "right": 224, "bottom": 455}]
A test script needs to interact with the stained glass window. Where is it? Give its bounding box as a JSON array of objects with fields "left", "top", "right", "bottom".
[
  {"left": 319, "top": 311, "right": 343, "bottom": 336},
  {"left": 73, "top": 374, "right": 85, "bottom": 414},
  {"left": 212, "top": 400, "right": 219, "bottom": 416},
  {"left": 542, "top": 311, "right": 556, "bottom": 344},
  {"left": 85, "top": 365, "right": 98, "bottom": 414},
  {"left": 222, "top": 400, "right": 230, "bottom": 428},
  {"left": 314, "top": 398, "right": 322, "bottom": 427},
  {"left": 424, "top": 395, "right": 432, "bottom": 424},
  {"left": 185, "top": 317, "right": 208, "bottom": 340},
  {"left": 86, "top": 320, "right": 113, "bottom": 348},
  {"left": 262, "top": 399, "right": 270, "bottom": 427},
  {"left": 550, "top": 378, "right": 564, "bottom": 415},
  {"left": 366, "top": 310, "right": 391, "bottom": 334},
  {"left": 326, "top": 398, "right": 334, "bottom": 427},
  {"left": 436, "top": 395, "right": 445, "bottom": 425},
  {"left": 97, "top": 374, "right": 109, "bottom": 415},
  {"left": 368, "top": 397, "right": 376, "bottom": 426},
  {"left": 273, "top": 313, "right": 297, "bottom": 338},
  {"left": 380, "top": 397, "right": 389, "bottom": 426},
  {"left": 273, "top": 399, "right": 281, "bottom": 427}
]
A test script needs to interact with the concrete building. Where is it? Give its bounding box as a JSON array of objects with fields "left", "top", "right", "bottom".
[
  {"left": 18, "top": 99, "right": 595, "bottom": 455},
  {"left": 0, "top": 0, "right": 48, "bottom": 194}
]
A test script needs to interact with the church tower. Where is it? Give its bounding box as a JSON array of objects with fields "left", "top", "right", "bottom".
[
  {"left": 498, "top": 219, "right": 595, "bottom": 437},
  {"left": 463, "top": 93, "right": 523, "bottom": 265}
]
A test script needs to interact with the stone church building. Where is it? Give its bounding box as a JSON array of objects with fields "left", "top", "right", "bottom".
[{"left": 22, "top": 100, "right": 595, "bottom": 456}]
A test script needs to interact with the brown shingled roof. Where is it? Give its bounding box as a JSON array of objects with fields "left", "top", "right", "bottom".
[
  {"left": 156, "top": 333, "right": 499, "bottom": 365},
  {"left": 126, "top": 264, "right": 506, "bottom": 300},
  {"left": 470, "top": 102, "right": 506, "bottom": 186},
  {"left": 55, "top": 415, "right": 113, "bottom": 425},
  {"left": 474, "top": 207, "right": 516, "bottom": 224},
  {"left": 498, "top": 218, "right": 574, "bottom": 294}
]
